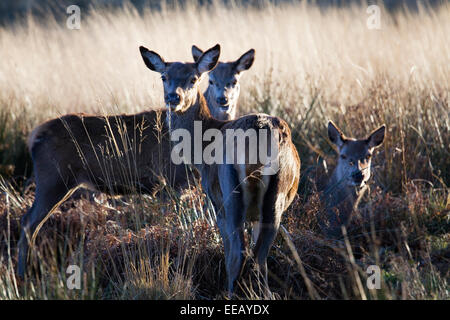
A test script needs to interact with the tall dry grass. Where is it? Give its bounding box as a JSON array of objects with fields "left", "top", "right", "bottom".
[
  {"left": 0, "top": 2, "right": 447, "bottom": 114},
  {"left": 0, "top": 1, "right": 448, "bottom": 299}
]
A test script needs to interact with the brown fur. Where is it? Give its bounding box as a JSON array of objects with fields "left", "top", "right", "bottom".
[
  {"left": 323, "top": 121, "right": 385, "bottom": 237},
  {"left": 192, "top": 45, "right": 255, "bottom": 120},
  {"left": 140, "top": 44, "right": 300, "bottom": 296},
  {"left": 17, "top": 108, "right": 196, "bottom": 277},
  {"left": 181, "top": 92, "right": 300, "bottom": 296}
]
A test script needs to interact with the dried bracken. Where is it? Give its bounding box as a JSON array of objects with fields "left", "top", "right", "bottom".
[{"left": 0, "top": 1, "right": 448, "bottom": 300}]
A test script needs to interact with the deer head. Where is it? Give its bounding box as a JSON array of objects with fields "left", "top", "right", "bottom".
[
  {"left": 192, "top": 45, "right": 255, "bottom": 120},
  {"left": 328, "top": 121, "right": 385, "bottom": 188},
  {"left": 139, "top": 44, "right": 221, "bottom": 114}
]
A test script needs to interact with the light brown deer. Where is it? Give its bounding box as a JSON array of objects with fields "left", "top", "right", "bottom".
[
  {"left": 192, "top": 45, "right": 255, "bottom": 121},
  {"left": 139, "top": 44, "right": 300, "bottom": 296},
  {"left": 17, "top": 100, "right": 197, "bottom": 279},
  {"left": 323, "top": 121, "right": 385, "bottom": 237}
]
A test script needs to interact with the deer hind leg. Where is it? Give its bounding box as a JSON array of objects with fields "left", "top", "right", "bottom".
[
  {"left": 253, "top": 177, "right": 280, "bottom": 299},
  {"left": 216, "top": 211, "right": 230, "bottom": 264},
  {"left": 250, "top": 175, "right": 271, "bottom": 246},
  {"left": 17, "top": 174, "right": 77, "bottom": 278}
]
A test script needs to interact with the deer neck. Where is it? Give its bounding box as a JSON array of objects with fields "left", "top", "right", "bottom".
[
  {"left": 325, "top": 169, "right": 358, "bottom": 209},
  {"left": 166, "top": 90, "right": 225, "bottom": 171},
  {"left": 166, "top": 90, "right": 218, "bottom": 130}
]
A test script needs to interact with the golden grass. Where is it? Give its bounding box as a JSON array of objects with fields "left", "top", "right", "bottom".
[
  {"left": 0, "top": 1, "right": 448, "bottom": 300},
  {"left": 0, "top": 2, "right": 447, "bottom": 116}
]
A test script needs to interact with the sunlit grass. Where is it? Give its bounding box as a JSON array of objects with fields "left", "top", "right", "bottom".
[{"left": 0, "top": 1, "right": 448, "bottom": 300}]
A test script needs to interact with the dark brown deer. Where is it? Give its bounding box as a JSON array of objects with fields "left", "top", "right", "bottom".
[
  {"left": 323, "top": 121, "right": 385, "bottom": 237},
  {"left": 17, "top": 99, "right": 196, "bottom": 279}
]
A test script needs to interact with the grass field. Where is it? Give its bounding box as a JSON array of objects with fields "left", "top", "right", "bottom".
[{"left": 0, "top": 1, "right": 448, "bottom": 299}]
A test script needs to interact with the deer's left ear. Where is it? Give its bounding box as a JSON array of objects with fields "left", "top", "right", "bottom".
[
  {"left": 234, "top": 49, "right": 255, "bottom": 74},
  {"left": 139, "top": 46, "right": 166, "bottom": 73},
  {"left": 196, "top": 44, "right": 221, "bottom": 74},
  {"left": 367, "top": 125, "right": 386, "bottom": 148}
]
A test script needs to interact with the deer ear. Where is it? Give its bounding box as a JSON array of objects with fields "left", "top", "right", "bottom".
[
  {"left": 191, "top": 45, "right": 204, "bottom": 62},
  {"left": 196, "top": 44, "right": 220, "bottom": 74},
  {"left": 234, "top": 49, "right": 255, "bottom": 74},
  {"left": 139, "top": 46, "right": 166, "bottom": 73},
  {"left": 367, "top": 125, "right": 385, "bottom": 148},
  {"left": 328, "top": 121, "right": 346, "bottom": 149}
]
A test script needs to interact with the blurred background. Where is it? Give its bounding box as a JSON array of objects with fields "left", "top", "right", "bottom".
[{"left": 0, "top": 0, "right": 447, "bottom": 25}]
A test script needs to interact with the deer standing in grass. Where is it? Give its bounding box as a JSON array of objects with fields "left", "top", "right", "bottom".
[
  {"left": 323, "top": 121, "right": 385, "bottom": 237},
  {"left": 139, "top": 44, "right": 300, "bottom": 296},
  {"left": 18, "top": 73, "right": 201, "bottom": 279},
  {"left": 16, "top": 108, "right": 193, "bottom": 278},
  {"left": 16, "top": 46, "right": 255, "bottom": 279},
  {"left": 192, "top": 45, "right": 255, "bottom": 121}
]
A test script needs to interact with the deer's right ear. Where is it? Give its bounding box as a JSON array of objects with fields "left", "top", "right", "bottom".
[
  {"left": 192, "top": 45, "right": 204, "bottom": 62},
  {"left": 234, "top": 49, "right": 255, "bottom": 73},
  {"left": 139, "top": 46, "right": 166, "bottom": 73},
  {"left": 328, "top": 121, "right": 346, "bottom": 149},
  {"left": 196, "top": 44, "right": 220, "bottom": 74},
  {"left": 367, "top": 125, "right": 385, "bottom": 149}
]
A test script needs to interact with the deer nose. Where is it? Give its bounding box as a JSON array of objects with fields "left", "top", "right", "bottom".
[
  {"left": 352, "top": 171, "right": 364, "bottom": 184},
  {"left": 166, "top": 93, "right": 180, "bottom": 105},
  {"left": 216, "top": 96, "right": 228, "bottom": 106}
]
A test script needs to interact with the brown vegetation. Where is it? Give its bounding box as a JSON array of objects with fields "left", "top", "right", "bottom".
[{"left": 0, "top": 1, "right": 448, "bottom": 299}]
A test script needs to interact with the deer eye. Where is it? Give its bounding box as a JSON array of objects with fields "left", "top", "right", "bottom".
[
  {"left": 232, "top": 80, "right": 238, "bottom": 86},
  {"left": 366, "top": 154, "right": 372, "bottom": 160},
  {"left": 190, "top": 78, "right": 197, "bottom": 85}
]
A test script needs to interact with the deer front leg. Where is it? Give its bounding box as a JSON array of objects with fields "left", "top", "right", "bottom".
[{"left": 218, "top": 164, "right": 246, "bottom": 297}]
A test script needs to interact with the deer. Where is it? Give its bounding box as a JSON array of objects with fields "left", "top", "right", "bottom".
[
  {"left": 16, "top": 45, "right": 255, "bottom": 279},
  {"left": 16, "top": 95, "right": 198, "bottom": 279},
  {"left": 322, "top": 121, "right": 385, "bottom": 237},
  {"left": 191, "top": 45, "right": 255, "bottom": 121},
  {"left": 139, "top": 44, "right": 300, "bottom": 296}
]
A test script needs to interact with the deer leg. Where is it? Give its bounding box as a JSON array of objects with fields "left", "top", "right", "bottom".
[
  {"left": 216, "top": 212, "right": 230, "bottom": 264},
  {"left": 253, "top": 221, "right": 278, "bottom": 298},
  {"left": 253, "top": 178, "right": 280, "bottom": 299},
  {"left": 251, "top": 221, "right": 261, "bottom": 247},
  {"left": 218, "top": 165, "right": 246, "bottom": 297},
  {"left": 224, "top": 215, "right": 245, "bottom": 297},
  {"left": 17, "top": 176, "right": 75, "bottom": 278}
]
